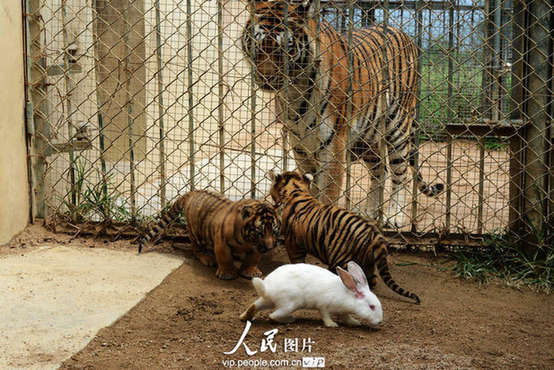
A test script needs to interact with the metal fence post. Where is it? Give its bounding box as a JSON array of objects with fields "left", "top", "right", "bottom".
[
  {"left": 25, "top": 0, "right": 49, "bottom": 219},
  {"left": 522, "top": 0, "right": 552, "bottom": 248}
]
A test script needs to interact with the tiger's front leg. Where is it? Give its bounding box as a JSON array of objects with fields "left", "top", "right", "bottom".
[
  {"left": 214, "top": 239, "right": 239, "bottom": 280},
  {"left": 284, "top": 234, "right": 307, "bottom": 264},
  {"left": 239, "top": 251, "right": 263, "bottom": 279},
  {"left": 318, "top": 136, "right": 346, "bottom": 205},
  {"left": 291, "top": 145, "right": 321, "bottom": 198}
]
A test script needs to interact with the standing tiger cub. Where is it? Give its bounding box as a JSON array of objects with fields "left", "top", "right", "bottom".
[
  {"left": 138, "top": 190, "right": 279, "bottom": 280},
  {"left": 269, "top": 170, "right": 420, "bottom": 304},
  {"left": 242, "top": 0, "right": 443, "bottom": 227}
]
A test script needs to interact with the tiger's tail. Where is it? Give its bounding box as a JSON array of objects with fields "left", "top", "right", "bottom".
[
  {"left": 375, "top": 243, "right": 420, "bottom": 304},
  {"left": 409, "top": 134, "right": 444, "bottom": 197},
  {"left": 138, "top": 196, "right": 187, "bottom": 253}
]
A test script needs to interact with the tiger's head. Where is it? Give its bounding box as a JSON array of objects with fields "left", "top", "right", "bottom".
[
  {"left": 268, "top": 170, "right": 313, "bottom": 206},
  {"left": 239, "top": 202, "right": 279, "bottom": 253},
  {"left": 241, "top": 0, "right": 315, "bottom": 91}
]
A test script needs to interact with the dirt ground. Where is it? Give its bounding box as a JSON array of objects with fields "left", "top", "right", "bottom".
[{"left": 8, "top": 226, "right": 540, "bottom": 370}]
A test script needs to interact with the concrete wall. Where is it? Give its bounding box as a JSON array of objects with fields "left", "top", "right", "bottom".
[{"left": 0, "top": 2, "right": 30, "bottom": 244}]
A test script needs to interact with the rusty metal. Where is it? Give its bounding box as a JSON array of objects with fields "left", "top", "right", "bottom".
[{"left": 23, "top": 0, "right": 552, "bottom": 249}]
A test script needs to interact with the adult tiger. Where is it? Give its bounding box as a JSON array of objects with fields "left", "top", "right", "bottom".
[
  {"left": 269, "top": 170, "right": 420, "bottom": 304},
  {"left": 138, "top": 190, "right": 279, "bottom": 280},
  {"left": 241, "top": 0, "right": 443, "bottom": 227}
]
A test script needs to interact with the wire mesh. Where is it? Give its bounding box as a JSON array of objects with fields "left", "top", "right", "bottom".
[{"left": 24, "top": 0, "right": 552, "bottom": 246}]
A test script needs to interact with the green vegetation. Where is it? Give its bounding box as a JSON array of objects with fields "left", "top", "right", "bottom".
[
  {"left": 61, "top": 159, "right": 131, "bottom": 223},
  {"left": 451, "top": 228, "right": 553, "bottom": 293},
  {"left": 484, "top": 137, "right": 507, "bottom": 151}
]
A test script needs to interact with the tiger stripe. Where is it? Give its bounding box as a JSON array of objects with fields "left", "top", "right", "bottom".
[
  {"left": 242, "top": 0, "right": 443, "bottom": 226},
  {"left": 270, "top": 171, "right": 420, "bottom": 304}
]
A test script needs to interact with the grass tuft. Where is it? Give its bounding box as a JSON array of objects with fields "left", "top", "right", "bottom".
[{"left": 451, "top": 229, "right": 553, "bottom": 293}]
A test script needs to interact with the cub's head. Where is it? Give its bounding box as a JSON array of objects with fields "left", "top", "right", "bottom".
[
  {"left": 241, "top": 0, "right": 315, "bottom": 91},
  {"left": 239, "top": 202, "right": 279, "bottom": 253},
  {"left": 268, "top": 170, "right": 313, "bottom": 205}
]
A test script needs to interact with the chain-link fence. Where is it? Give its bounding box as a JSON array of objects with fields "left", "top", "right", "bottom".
[{"left": 23, "top": 0, "right": 552, "bottom": 247}]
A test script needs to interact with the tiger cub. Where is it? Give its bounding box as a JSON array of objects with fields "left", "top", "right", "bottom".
[
  {"left": 269, "top": 171, "right": 420, "bottom": 304},
  {"left": 138, "top": 190, "right": 279, "bottom": 280}
]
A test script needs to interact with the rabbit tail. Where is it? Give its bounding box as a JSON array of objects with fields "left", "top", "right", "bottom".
[{"left": 252, "top": 277, "right": 266, "bottom": 297}]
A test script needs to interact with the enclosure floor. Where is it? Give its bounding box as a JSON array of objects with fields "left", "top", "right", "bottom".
[
  {"left": 58, "top": 242, "right": 553, "bottom": 369},
  {"left": 0, "top": 228, "right": 183, "bottom": 370}
]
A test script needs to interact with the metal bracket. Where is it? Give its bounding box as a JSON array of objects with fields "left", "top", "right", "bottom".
[
  {"left": 43, "top": 138, "right": 92, "bottom": 157},
  {"left": 43, "top": 121, "right": 92, "bottom": 156},
  {"left": 47, "top": 62, "right": 82, "bottom": 76}
]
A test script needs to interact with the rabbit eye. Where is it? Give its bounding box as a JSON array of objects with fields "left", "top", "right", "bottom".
[{"left": 369, "top": 304, "right": 376, "bottom": 311}]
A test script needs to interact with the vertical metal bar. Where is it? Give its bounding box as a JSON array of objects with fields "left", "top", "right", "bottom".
[
  {"left": 481, "top": 0, "right": 494, "bottom": 119},
  {"left": 344, "top": 0, "right": 354, "bottom": 209},
  {"left": 123, "top": 1, "right": 136, "bottom": 220},
  {"left": 478, "top": 137, "right": 485, "bottom": 233},
  {"left": 155, "top": 0, "right": 166, "bottom": 207},
  {"left": 491, "top": 0, "right": 502, "bottom": 121},
  {"left": 376, "top": 0, "right": 391, "bottom": 224},
  {"left": 61, "top": 0, "right": 77, "bottom": 215},
  {"left": 312, "top": 0, "right": 321, "bottom": 175},
  {"left": 411, "top": 0, "right": 424, "bottom": 233},
  {"left": 508, "top": 0, "right": 524, "bottom": 233},
  {"left": 248, "top": 13, "right": 257, "bottom": 199},
  {"left": 445, "top": 0, "right": 455, "bottom": 231},
  {"left": 23, "top": 0, "right": 39, "bottom": 220},
  {"left": 91, "top": 0, "right": 108, "bottom": 218},
  {"left": 217, "top": 0, "right": 225, "bottom": 193},
  {"left": 186, "top": 0, "right": 195, "bottom": 191},
  {"left": 281, "top": 2, "right": 290, "bottom": 172}
]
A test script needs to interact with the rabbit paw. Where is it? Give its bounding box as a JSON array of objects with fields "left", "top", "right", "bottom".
[
  {"left": 323, "top": 319, "right": 339, "bottom": 328},
  {"left": 344, "top": 315, "right": 361, "bottom": 327}
]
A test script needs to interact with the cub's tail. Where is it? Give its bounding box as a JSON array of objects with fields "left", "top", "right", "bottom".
[
  {"left": 375, "top": 242, "right": 420, "bottom": 304},
  {"left": 138, "top": 196, "right": 187, "bottom": 253}
]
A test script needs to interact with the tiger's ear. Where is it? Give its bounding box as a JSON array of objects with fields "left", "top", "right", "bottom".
[
  {"left": 303, "top": 173, "right": 314, "bottom": 184},
  {"left": 239, "top": 205, "right": 253, "bottom": 219},
  {"left": 268, "top": 170, "right": 276, "bottom": 181}
]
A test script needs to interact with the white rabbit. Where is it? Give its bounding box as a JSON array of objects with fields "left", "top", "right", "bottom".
[{"left": 240, "top": 261, "right": 383, "bottom": 328}]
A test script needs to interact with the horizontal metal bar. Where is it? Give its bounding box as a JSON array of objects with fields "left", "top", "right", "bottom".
[
  {"left": 320, "top": 1, "right": 484, "bottom": 11},
  {"left": 445, "top": 123, "right": 518, "bottom": 137},
  {"left": 48, "top": 218, "right": 489, "bottom": 249},
  {"left": 383, "top": 231, "right": 486, "bottom": 247}
]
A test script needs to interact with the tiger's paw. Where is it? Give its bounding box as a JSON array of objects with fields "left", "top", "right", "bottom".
[
  {"left": 240, "top": 266, "right": 263, "bottom": 279},
  {"left": 216, "top": 267, "right": 239, "bottom": 280},
  {"left": 195, "top": 252, "right": 216, "bottom": 267}
]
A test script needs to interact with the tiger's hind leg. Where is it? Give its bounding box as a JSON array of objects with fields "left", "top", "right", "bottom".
[
  {"left": 363, "top": 155, "right": 386, "bottom": 224},
  {"left": 385, "top": 139, "right": 411, "bottom": 228}
]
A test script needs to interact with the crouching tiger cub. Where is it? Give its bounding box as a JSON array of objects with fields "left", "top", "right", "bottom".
[
  {"left": 138, "top": 190, "right": 279, "bottom": 280},
  {"left": 269, "top": 171, "right": 420, "bottom": 304}
]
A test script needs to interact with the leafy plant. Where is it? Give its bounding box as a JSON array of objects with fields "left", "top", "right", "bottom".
[
  {"left": 484, "top": 137, "right": 506, "bottom": 151},
  {"left": 451, "top": 225, "right": 553, "bottom": 293},
  {"left": 61, "top": 159, "right": 132, "bottom": 223}
]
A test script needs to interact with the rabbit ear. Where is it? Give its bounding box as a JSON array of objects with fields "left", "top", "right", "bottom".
[
  {"left": 337, "top": 266, "right": 363, "bottom": 298},
  {"left": 347, "top": 261, "right": 368, "bottom": 288}
]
